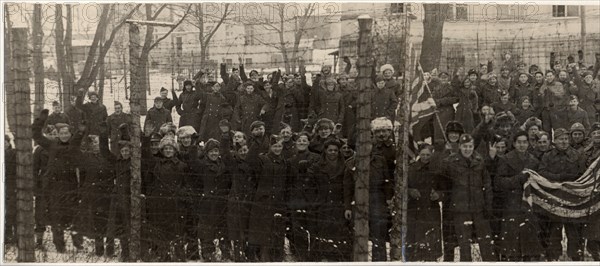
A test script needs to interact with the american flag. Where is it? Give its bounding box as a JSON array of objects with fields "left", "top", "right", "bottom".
[{"left": 409, "top": 63, "right": 437, "bottom": 134}]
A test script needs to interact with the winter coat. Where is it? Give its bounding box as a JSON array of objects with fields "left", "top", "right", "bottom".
[
  {"left": 371, "top": 86, "right": 398, "bottom": 120},
  {"left": 247, "top": 152, "right": 291, "bottom": 246},
  {"left": 495, "top": 150, "right": 544, "bottom": 258},
  {"left": 572, "top": 68, "right": 600, "bottom": 123},
  {"left": 144, "top": 107, "right": 172, "bottom": 133},
  {"left": 343, "top": 154, "right": 392, "bottom": 218},
  {"left": 195, "top": 157, "right": 231, "bottom": 240},
  {"left": 432, "top": 81, "right": 459, "bottom": 143},
  {"left": 176, "top": 89, "right": 203, "bottom": 131},
  {"left": 198, "top": 91, "right": 231, "bottom": 141},
  {"left": 541, "top": 80, "right": 569, "bottom": 110},
  {"left": 309, "top": 87, "right": 345, "bottom": 124},
  {"left": 406, "top": 159, "right": 443, "bottom": 261},
  {"left": 76, "top": 95, "right": 108, "bottom": 135},
  {"left": 260, "top": 86, "right": 286, "bottom": 134},
  {"left": 221, "top": 63, "right": 242, "bottom": 94},
  {"left": 234, "top": 92, "right": 267, "bottom": 134},
  {"left": 514, "top": 107, "right": 536, "bottom": 126},
  {"left": 308, "top": 134, "right": 338, "bottom": 154},
  {"left": 490, "top": 101, "right": 517, "bottom": 115},
  {"left": 480, "top": 82, "right": 503, "bottom": 106},
  {"left": 65, "top": 105, "right": 85, "bottom": 129},
  {"left": 46, "top": 112, "right": 71, "bottom": 127},
  {"left": 284, "top": 83, "right": 311, "bottom": 131},
  {"left": 106, "top": 112, "right": 133, "bottom": 153},
  {"left": 582, "top": 144, "right": 600, "bottom": 240},
  {"left": 33, "top": 145, "right": 49, "bottom": 226},
  {"left": 455, "top": 87, "right": 479, "bottom": 134},
  {"left": 440, "top": 152, "right": 493, "bottom": 213},
  {"left": 288, "top": 149, "right": 321, "bottom": 211},
  {"left": 77, "top": 150, "right": 113, "bottom": 237},
  {"left": 373, "top": 138, "right": 397, "bottom": 188},
  {"left": 145, "top": 156, "right": 188, "bottom": 240},
  {"left": 554, "top": 106, "right": 590, "bottom": 131},
  {"left": 538, "top": 147, "right": 585, "bottom": 183},
  {"left": 497, "top": 75, "right": 512, "bottom": 92},
  {"left": 341, "top": 84, "right": 358, "bottom": 139},
  {"left": 247, "top": 134, "right": 270, "bottom": 159},
  {"left": 509, "top": 81, "right": 534, "bottom": 105},
  {"left": 31, "top": 116, "right": 86, "bottom": 226},
  {"left": 220, "top": 133, "right": 256, "bottom": 241}
]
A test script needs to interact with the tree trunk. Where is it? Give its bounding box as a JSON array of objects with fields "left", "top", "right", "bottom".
[
  {"left": 33, "top": 4, "right": 45, "bottom": 115},
  {"left": 353, "top": 16, "right": 374, "bottom": 262},
  {"left": 98, "top": 54, "right": 105, "bottom": 103},
  {"left": 5, "top": 6, "right": 16, "bottom": 133},
  {"left": 419, "top": 4, "right": 447, "bottom": 72},
  {"left": 279, "top": 10, "right": 290, "bottom": 73},
  {"left": 64, "top": 4, "right": 75, "bottom": 89},
  {"left": 128, "top": 23, "right": 142, "bottom": 261},
  {"left": 12, "top": 27, "right": 36, "bottom": 262}
]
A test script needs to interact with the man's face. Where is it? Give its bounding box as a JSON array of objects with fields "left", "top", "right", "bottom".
[
  {"left": 325, "top": 145, "right": 339, "bottom": 161},
  {"left": 180, "top": 136, "right": 192, "bottom": 147},
  {"left": 498, "top": 123, "right": 512, "bottom": 136},
  {"left": 341, "top": 143, "right": 353, "bottom": 157},
  {"left": 251, "top": 126, "right": 265, "bottom": 137},
  {"left": 504, "top": 54, "right": 511, "bottom": 61},
  {"left": 463, "top": 79, "right": 472, "bottom": 88},
  {"left": 517, "top": 64, "right": 525, "bottom": 72},
  {"left": 376, "top": 81, "right": 386, "bottom": 89},
  {"left": 383, "top": 70, "right": 393, "bottom": 79},
  {"left": 488, "top": 77, "right": 497, "bottom": 85},
  {"left": 120, "top": 146, "right": 131, "bottom": 159},
  {"left": 286, "top": 79, "right": 295, "bottom": 88},
  {"left": 440, "top": 74, "right": 449, "bottom": 83},
  {"left": 90, "top": 95, "right": 99, "bottom": 103},
  {"left": 245, "top": 85, "right": 254, "bottom": 94},
  {"left": 318, "top": 126, "right": 332, "bottom": 139},
  {"left": 584, "top": 75, "right": 593, "bottom": 84},
  {"left": 233, "top": 69, "right": 240, "bottom": 77},
  {"left": 114, "top": 104, "right": 122, "bottom": 114},
  {"left": 468, "top": 74, "right": 477, "bottom": 82},
  {"left": 185, "top": 84, "right": 192, "bottom": 91},
  {"left": 495, "top": 141, "right": 507, "bottom": 155},
  {"left": 501, "top": 94, "right": 509, "bottom": 103},
  {"left": 591, "top": 130, "right": 600, "bottom": 144},
  {"left": 519, "top": 74, "right": 528, "bottom": 84},
  {"left": 374, "top": 129, "right": 391, "bottom": 142},
  {"left": 555, "top": 134, "right": 570, "bottom": 151},
  {"left": 521, "top": 99, "right": 531, "bottom": 110},
  {"left": 53, "top": 105, "right": 61, "bottom": 113},
  {"left": 514, "top": 136, "right": 529, "bottom": 153},
  {"left": 233, "top": 132, "right": 246, "bottom": 145},
  {"left": 150, "top": 141, "right": 160, "bottom": 155},
  {"left": 237, "top": 145, "right": 249, "bottom": 159},
  {"left": 250, "top": 72, "right": 259, "bottom": 81},
  {"left": 212, "top": 84, "right": 221, "bottom": 93},
  {"left": 45, "top": 129, "right": 58, "bottom": 140},
  {"left": 280, "top": 127, "right": 292, "bottom": 141},
  {"left": 70, "top": 97, "right": 77, "bottom": 106},
  {"left": 448, "top": 132, "right": 460, "bottom": 143},
  {"left": 154, "top": 100, "right": 164, "bottom": 109},
  {"left": 535, "top": 73, "right": 544, "bottom": 83},
  {"left": 571, "top": 131, "right": 585, "bottom": 144},
  {"left": 207, "top": 148, "right": 220, "bottom": 161},
  {"left": 459, "top": 141, "right": 474, "bottom": 158},
  {"left": 528, "top": 126, "right": 539, "bottom": 139},
  {"left": 58, "top": 128, "right": 71, "bottom": 143},
  {"left": 502, "top": 69, "right": 510, "bottom": 77},
  {"left": 296, "top": 135, "right": 310, "bottom": 151},
  {"left": 294, "top": 76, "right": 302, "bottom": 85},
  {"left": 162, "top": 145, "right": 176, "bottom": 158},
  {"left": 338, "top": 78, "right": 348, "bottom": 86},
  {"left": 537, "top": 135, "right": 550, "bottom": 151},
  {"left": 270, "top": 141, "right": 284, "bottom": 155},
  {"left": 160, "top": 90, "right": 168, "bottom": 98},
  {"left": 480, "top": 65, "right": 488, "bottom": 73},
  {"left": 419, "top": 148, "right": 432, "bottom": 163},
  {"left": 559, "top": 71, "right": 568, "bottom": 81},
  {"left": 569, "top": 98, "right": 579, "bottom": 109},
  {"left": 322, "top": 66, "right": 331, "bottom": 75},
  {"left": 546, "top": 73, "right": 555, "bottom": 83}
]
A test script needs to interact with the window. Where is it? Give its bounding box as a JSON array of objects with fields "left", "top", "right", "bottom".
[
  {"left": 446, "top": 4, "right": 468, "bottom": 21},
  {"left": 245, "top": 58, "right": 253, "bottom": 68},
  {"left": 244, "top": 25, "right": 255, "bottom": 45},
  {"left": 176, "top": 37, "right": 183, "bottom": 57},
  {"left": 390, "top": 3, "right": 410, "bottom": 14},
  {"left": 341, "top": 39, "right": 357, "bottom": 59},
  {"left": 552, "top": 5, "right": 580, "bottom": 17}
]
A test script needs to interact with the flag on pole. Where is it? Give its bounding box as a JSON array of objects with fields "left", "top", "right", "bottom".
[{"left": 409, "top": 63, "right": 437, "bottom": 134}]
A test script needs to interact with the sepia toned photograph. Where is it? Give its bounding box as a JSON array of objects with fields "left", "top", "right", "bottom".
[{"left": 2, "top": 1, "right": 600, "bottom": 264}]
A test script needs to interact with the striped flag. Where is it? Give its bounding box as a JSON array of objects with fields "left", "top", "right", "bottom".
[{"left": 409, "top": 63, "right": 437, "bottom": 134}]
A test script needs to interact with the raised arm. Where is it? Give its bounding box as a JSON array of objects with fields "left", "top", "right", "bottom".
[
  {"left": 220, "top": 63, "right": 230, "bottom": 85},
  {"left": 31, "top": 109, "right": 53, "bottom": 149},
  {"left": 240, "top": 64, "right": 248, "bottom": 82}
]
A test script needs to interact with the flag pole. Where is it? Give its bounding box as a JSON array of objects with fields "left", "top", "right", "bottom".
[{"left": 417, "top": 61, "right": 449, "bottom": 143}]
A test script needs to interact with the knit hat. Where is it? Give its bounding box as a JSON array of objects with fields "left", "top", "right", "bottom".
[
  {"left": 55, "top": 123, "right": 71, "bottom": 132},
  {"left": 159, "top": 136, "right": 178, "bottom": 151},
  {"left": 582, "top": 71, "right": 593, "bottom": 78},
  {"left": 380, "top": 64, "right": 394, "bottom": 74},
  {"left": 249, "top": 69, "right": 259, "bottom": 77},
  {"left": 160, "top": 87, "right": 168, "bottom": 93},
  {"left": 183, "top": 80, "right": 193, "bottom": 88},
  {"left": 459, "top": 133, "right": 474, "bottom": 145},
  {"left": 250, "top": 120, "right": 265, "bottom": 131},
  {"left": 467, "top": 69, "right": 478, "bottom": 76},
  {"left": 315, "top": 118, "right": 335, "bottom": 132},
  {"left": 553, "top": 128, "right": 569, "bottom": 140},
  {"left": 177, "top": 126, "right": 197, "bottom": 138},
  {"left": 219, "top": 119, "right": 231, "bottom": 129},
  {"left": 52, "top": 101, "right": 60, "bottom": 107},
  {"left": 445, "top": 121, "right": 464, "bottom": 135},
  {"left": 159, "top": 122, "right": 177, "bottom": 136},
  {"left": 570, "top": 122, "right": 586, "bottom": 135},
  {"left": 154, "top": 96, "right": 163, "bottom": 102},
  {"left": 114, "top": 101, "right": 123, "bottom": 107},
  {"left": 375, "top": 75, "right": 385, "bottom": 83},
  {"left": 204, "top": 138, "right": 220, "bottom": 153},
  {"left": 370, "top": 117, "right": 393, "bottom": 131},
  {"left": 279, "top": 122, "right": 292, "bottom": 132}
]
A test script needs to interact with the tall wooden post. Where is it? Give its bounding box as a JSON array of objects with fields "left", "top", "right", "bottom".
[
  {"left": 128, "top": 22, "right": 142, "bottom": 261},
  {"left": 580, "top": 6, "right": 586, "bottom": 56},
  {"left": 12, "top": 27, "right": 36, "bottom": 262},
  {"left": 353, "top": 14, "right": 374, "bottom": 262}
]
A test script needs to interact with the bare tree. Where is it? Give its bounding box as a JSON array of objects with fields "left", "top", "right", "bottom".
[
  {"left": 33, "top": 4, "right": 45, "bottom": 115},
  {"left": 253, "top": 3, "right": 316, "bottom": 73},
  {"left": 5, "top": 4, "right": 16, "bottom": 133},
  {"left": 187, "top": 3, "right": 232, "bottom": 68}
]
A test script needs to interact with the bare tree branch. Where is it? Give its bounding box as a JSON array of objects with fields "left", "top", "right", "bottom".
[
  {"left": 148, "top": 4, "right": 192, "bottom": 51},
  {"left": 150, "top": 4, "right": 168, "bottom": 20},
  {"left": 203, "top": 3, "right": 230, "bottom": 44}
]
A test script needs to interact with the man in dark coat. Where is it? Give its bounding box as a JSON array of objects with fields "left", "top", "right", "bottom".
[
  {"left": 65, "top": 96, "right": 85, "bottom": 130},
  {"left": 106, "top": 101, "right": 133, "bottom": 155},
  {"left": 76, "top": 88, "right": 108, "bottom": 135},
  {"left": 145, "top": 97, "right": 173, "bottom": 134},
  {"left": 160, "top": 87, "right": 177, "bottom": 112},
  {"left": 46, "top": 101, "right": 71, "bottom": 126},
  {"left": 440, "top": 134, "right": 496, "bottom": 261},
  {"left": 537, "top": 128, "right": 586, "bottom": 261},
  {"left": 371, "top": 75, "right": 398, "bottom": 120},
  {"left": 175, "top": 80, "right": 203, "bottom": 132},
  {"left": 4, "top": 135, "right": 17, "bottom": 244}
]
